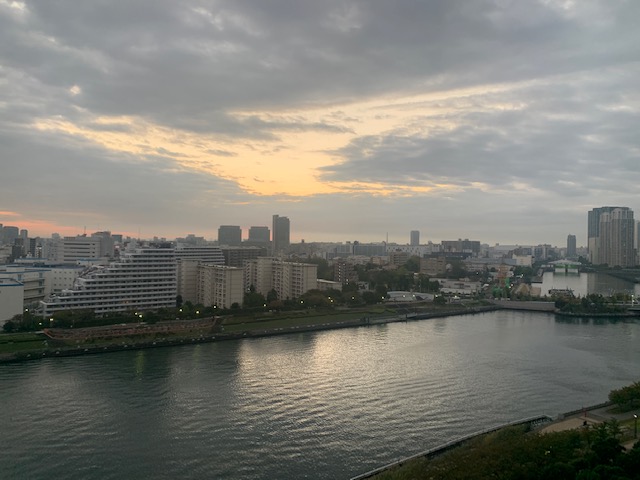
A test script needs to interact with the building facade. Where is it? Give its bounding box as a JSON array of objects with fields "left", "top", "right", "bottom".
[
  {"left": 245, "top": 257, "right": 317, "bottom": 300},
  {"left": 248, "top": 226, "right": 270, "bottom": 244},
  {"left": 40, "top": 246, "right": 177, "bottom": 316},
  {"left": 48, "top": 236, "right": 106, "bottom": 263},
  {"left": 272, "top": 215, "right": 290, "bottom": 255},
  {"left": 197, "top": 264, "right": 244, "bottom": 309},
  {"left": 218, "top": 225, "right": 242, "bottom": 246},
  {"left": 175, "top": 245, "right": 225, "bottom": 303},
  {"left": 0, "top": 278, "right": 23, "bottom": 324},
  {"left": 218, "top": 246, "right": 267, "bottom": 268},
  {"left": 566, "top": 234, "right": 577, "bottom": 258},
  {"left": 410, "top": 230, "right": 420, "bottom": 246},
  {"left": 588, "top": 207, "right": 635, "bottom": 267}
]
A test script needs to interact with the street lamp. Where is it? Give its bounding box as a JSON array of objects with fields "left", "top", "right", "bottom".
[{"left": 634, "top": 414, "right": 637, "bottom": 439}]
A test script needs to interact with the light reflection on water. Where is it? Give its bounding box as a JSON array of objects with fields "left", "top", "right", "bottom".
[{"left": 1, "top": 310, "right": 639, "bottom": 480}]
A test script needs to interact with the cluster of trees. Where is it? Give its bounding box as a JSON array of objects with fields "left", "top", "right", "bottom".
[
  {"left": 300, "top": 256, "right": 454, "bottom": 293},
  {"left": 555, "top": 294, "right": 629, "bottom": 314},
  {"left": 380, "top": 420, "right": 640, "bottom": 480},
  {"left": 609, "top": 382, "right": 640, "bottom": 412}
]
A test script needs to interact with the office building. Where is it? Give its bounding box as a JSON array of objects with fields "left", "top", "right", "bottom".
[
  {"left": 91, "top": 231, "right": 115, "bottom": 257},
  {"left": 566, "top": 234, "right": 577, "bottom": 258},
  {"left": 441, "top": 239, "right": 481, "bottom": 255},
  {"left": 588, "top": 207, "right": 635, "bottom": 267},
  {"left": 410, "top": 230, "right": 420, "bottom": 246},
  {"left": 2, "top": 226, "right": 19, "bottom": 245},
  {"left": 248, "top": 226, "right": 270, "bottom": 244},
  {"left": 40, "top": 245, "right": 177, "bottom": 316},
  {"left": 219, "top": 246, "right": 267, "bottom": 268},
  {"left": 272, "top": 215, "right": 290, "bottom": 255},
  {"left": 48, "top": 235, "right": 106, "bottom": 263},
  {"left": 218, "top": 225, "right": 242, "bottom": 246}
]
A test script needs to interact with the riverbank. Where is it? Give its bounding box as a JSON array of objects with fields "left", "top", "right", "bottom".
[
  {"left": 353, "top": 401, "right": 640, "bottom": 480},
  {"left": 0, "top": 305, "right": 500, "bottom": 364}
]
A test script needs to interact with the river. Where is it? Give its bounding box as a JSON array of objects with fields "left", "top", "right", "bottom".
[{"left": 1, "top": 310, "right": 638, "bottom": 479}]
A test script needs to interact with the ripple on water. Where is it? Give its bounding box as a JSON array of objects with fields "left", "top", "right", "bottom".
[{"left": 2, "top": 312, "right": 639, "bottom": 480}]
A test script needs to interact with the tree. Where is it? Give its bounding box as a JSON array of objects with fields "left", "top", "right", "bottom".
[
  {"left": 243, "top": 291, "right": 266, "bottom": 308},
  {"left": 433, "top": 295, "right": 447, "bottom": 305},
  {"left": 266, "top": 289, "right": 278, "bottom": 303},
  {"left": 404, "top": 256, "right": 421, "bottom": 273},
  {"left": 362, "top": 291, "right": 379, "bottom": 304},
  {"left": 609, "top": 381, "right": 640, "bottom": 411},
  {"left": 300, "top": 258, "right": 333, "bottom": 280},
  {"left": 2, "top": 320, "right": 16, "bottom": 333}
]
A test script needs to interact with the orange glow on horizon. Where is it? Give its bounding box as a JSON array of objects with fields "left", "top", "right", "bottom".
[{"left": 29, "top": 78, "right": 533, "bottom": 207}]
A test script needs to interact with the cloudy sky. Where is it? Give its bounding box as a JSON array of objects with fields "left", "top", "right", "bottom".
[{"left": 1, "top": 0, "right": 638, "bottom": 246}]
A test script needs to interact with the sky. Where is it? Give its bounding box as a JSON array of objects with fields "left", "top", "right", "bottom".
[{"left": 1, "top": 0, "right": 639, "bottom": 246}]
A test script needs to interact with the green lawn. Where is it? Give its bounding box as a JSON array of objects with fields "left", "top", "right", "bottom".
[
  {"left": 220, "top": 309, "right": 394, "bottom": 333},
  {"left": 0, "top": 332, "right": 48, "bottom": 354}
]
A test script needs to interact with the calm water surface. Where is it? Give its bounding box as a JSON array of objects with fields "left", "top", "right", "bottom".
[{"left": 2, "top": 310, "right": 639, "bottom": 479}]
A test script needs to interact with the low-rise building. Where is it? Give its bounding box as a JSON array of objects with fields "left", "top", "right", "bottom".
[{"left": 0, "top": 278, "right": 24, "bottom": 324}]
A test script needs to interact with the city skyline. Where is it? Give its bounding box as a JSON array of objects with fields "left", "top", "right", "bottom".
[
  {"left": 0, "top": 216, "right": 627, "bottom": 248},
  {"left": 1, "top": 1, "right": 639, "bottom": 245}
]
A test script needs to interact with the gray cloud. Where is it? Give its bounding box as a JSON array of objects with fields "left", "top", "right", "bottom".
[
  {"left": 322, "top": 68, "right": 640, "bottom": 200},
  {"left": 0, "top": 0, "right": 639, "bottom": 244}
]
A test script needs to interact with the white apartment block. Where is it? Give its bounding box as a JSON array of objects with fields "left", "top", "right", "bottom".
[
  {"left": 197, "top": 264, "right": 244, "bottom": 309},
  {"left": 40, "top": 246, "right": 177, "bottom": 316},
  {"left": 46, "top": 266, "right": 83, "bottom": 293},
  {"left": 244, "top": 257, "right": 317, "bottom": 300},
  {"left": 175, "top": 245, "right": 225, "bottom": 303},
  {"left": 48, "top": 236, "right": 105, "bottom": 263},
  {"left": 0, "top": 278, "right": 24, "bottom": 324},
  {"left": 0, "top": 265, "right": 52, "bottom": 308}
]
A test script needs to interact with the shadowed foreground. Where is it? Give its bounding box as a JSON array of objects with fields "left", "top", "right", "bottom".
[{"left": 371, "top": 422, "right": 640, "bottom": 480}]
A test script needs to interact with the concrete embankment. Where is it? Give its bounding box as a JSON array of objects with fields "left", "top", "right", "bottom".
[
  {"left": 349, "top": 415, "right": 553, "bottom": 480},
  {"left": 490, "top": 300, "right": 556, "bottom": 312},
  {"left": 0, "top": 306, "right": 500, "bottom": 364}
]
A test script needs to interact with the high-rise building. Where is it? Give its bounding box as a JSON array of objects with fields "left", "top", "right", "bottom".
[
  {"left": 272, "top": 215, "right": 290, "bottom": 255},
  {"left": 218, "top": 225, "right": 242, "bottom": 246},
  {"left": 566, "top": 234, "right": 577, "bottom": 258},
  {"left": 2, "top": 226, "right": 19, "bottom": 245},
  {"left": 40, "top": 245, "right": 177, "bottom": 316},
  {"left": 248, "top": 226, "right": 270, "bottom": 244},
  {"left": 588, "top": 207, "right": 635, "bottom": 267},
  {"left": 410, "top": 230, "right": 420, "bottom": 246}
]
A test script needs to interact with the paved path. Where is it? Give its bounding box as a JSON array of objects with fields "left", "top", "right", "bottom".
[{"left": 541, "top": 405, "right": 639, "bottom": 451}]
